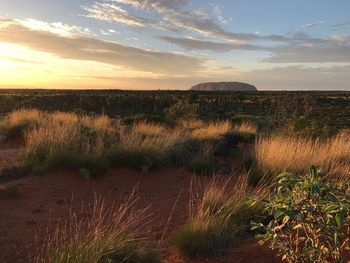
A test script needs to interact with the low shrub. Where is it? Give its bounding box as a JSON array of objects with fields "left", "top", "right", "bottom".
[
  {"left": 105, "top": 147, "right": 159, "bottom": 172},
  {"left": 176, "top": 224, "right": 233, "bottom": 257},
  {"left": 252, "top": 166, "right": 350, "bottom": 263},
  {"left": 0, "top": 109, "right": 42, "bottom": 139},
  {"left": 164, "top": 100, "right": 199, "bottom": 122},
  {"left": 186, "top": 158, "right": 213, "bottom": 175},
  {"left": 176, "top": 176, "right": 267, "bottom": 258},
  {"left": 22, "top": 115, "right": 117, "bottom": 173}
]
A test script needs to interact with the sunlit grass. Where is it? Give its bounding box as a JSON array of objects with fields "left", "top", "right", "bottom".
[
  {"left": 191, "top": 120, "right": 233, "bottom": 140},
  {"left": 0, "top": 109, "right": 43, "bottom": 138},
  {"left": 233, "top": 121, "right": 257, "bottom": 135},
  {"left": 176, "top": 175, "right": 268, "bottom": 257},
  {"left": 254, "top": 131, "right": 350, "bottom": 181},
  {"left": 1, "top": 109, "right": 254, "bottom": 173},
  {"left": 30, "top": 194, "right": 159, "bottom": 263}
]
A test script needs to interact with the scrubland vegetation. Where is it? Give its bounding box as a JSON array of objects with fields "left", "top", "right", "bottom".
[
  {"left": 1, "top": 91, "right": 350, "bottom": 263},
  {"left": 253, "top": 167, "right": 350, "bottom": 262},
  {"left": 247, "top": 132, "right": 350, "bottom": 184},
  {"left": 31, "top": 194, "right": 159, "bottom": 263},
  {"left": 0, "top": 109, "right": 256, "bottom": 175},
  {"left": 176, "top": 176, "right": 267, "bottom": 258}
]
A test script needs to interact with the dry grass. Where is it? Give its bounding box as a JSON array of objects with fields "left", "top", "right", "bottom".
[
  {"left": 176, "top": 175, "right": 268, "bottom": 257},
  {"left": 254, "top": 132, "right": 350, "bottom": 180},
  {"left": 31, "top": 194, "right": 159, "bottom": 263},
  {"left": 0, "top": 109, "right": 43, "bottom": 138},
  {"left": 120, "top": 122, "right": 184, "bottom": 152},
  {"left": 22, "top": 112, "right": 119, "bottom": 171},
  {"left": 178, "top": 119, "right": 205, "bottom": 131},
  {"left": 233, "top": 121, "right": 257, "bottom": 134},
  {"left": 7, "top": 109, "right": 43, "bottom": 127},
  {"left": 1, "top": 109, "right": 255, "bottom": 172},
  {"left": 191, "top": 120, "right": 233, "bottom": 139}
]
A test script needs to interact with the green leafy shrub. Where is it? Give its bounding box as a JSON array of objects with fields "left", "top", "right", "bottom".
[{"left": 252, "top": 166, "right": 350, "bottom": 263}]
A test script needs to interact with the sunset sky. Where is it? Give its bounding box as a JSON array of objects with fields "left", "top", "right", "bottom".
[{"left": 0, "top": 0, "right": 349, "bottom": 90}]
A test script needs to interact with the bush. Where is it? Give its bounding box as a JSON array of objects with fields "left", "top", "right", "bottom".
[
  {"left": 176, "top": 176, "right": 267, "bottom": 258},
  {"left": 22, "top": 114, "right": 117, "bottom": 173},
  {"left": 105, "top": 147, "right": 158, "bottom": 172},
  {"left": 175, "top": 224, "right": 233, "bottom": 257},
  {"left": 186, "top": 158, "right": 213, "bottom": 175},
  {"left": 252, "top": 166, "right": 350, "bottom": 263},
  {"left": 164, "top": 100, "right": 199, "bottom": 121}
]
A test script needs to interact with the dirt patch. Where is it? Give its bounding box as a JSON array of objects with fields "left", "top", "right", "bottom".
[
  {"left": 0, "top": 168, "right": 280, "bottom": 263},
  {"left": 0, "top": 148, "right": 24, "bottom": 167}
]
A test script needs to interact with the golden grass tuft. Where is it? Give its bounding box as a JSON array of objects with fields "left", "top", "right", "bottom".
[
  {"left": 176, "top": 175, "right": 268, "bottom": 257},
  {"left": 254, "top": 132, "right": 350, "bottom": 180},
  {"left": 24, "top": 114, "right": 118, "bottom": 158},
  {"left": 191, "top": 120, "right": 233, "bottom": 139},
  {"left": 122, "top": 122, "right": 184, "bottom": 151},
  {"left": 31, "top": 194, "right": 158, "bottom": 263},
  {"left": 233, "top": 121, "right": 257, "bottom": 134},
  {"left": 7, "top": 108, "right": 43, "bottom": 127}
]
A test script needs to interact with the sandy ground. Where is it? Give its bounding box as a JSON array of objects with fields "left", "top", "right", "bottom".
[
  {"left": 0, "top": 168, "right": 279, "bottom": 263},
  {"left": 0, "top": 140, "right": 280, "bottom": 263}
]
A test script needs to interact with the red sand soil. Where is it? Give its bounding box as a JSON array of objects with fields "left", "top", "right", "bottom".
[
  {"left": 0, "top": 168, "right": 279, "bottom": 263},
  {"left": 0, "top": 142, "right": 280, "bottom": 263},
  {"left": 0, "top": 138, "right": 25, "bottom": 168}
]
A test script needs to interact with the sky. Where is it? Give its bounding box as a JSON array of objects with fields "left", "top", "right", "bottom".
[{"left": 0, "top": 0, "right": 349, "bottom": 90}]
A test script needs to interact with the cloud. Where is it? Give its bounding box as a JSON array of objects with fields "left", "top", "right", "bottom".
[
  {"left": 301, "top": 21, "right": 325, "bottom": 29},
  {"left": 242, "top": 65, "right": 350, "bottom": 90},
  {"left": 329, "top": 22, "right": 349, "bottom": 30},
  {"left": 17, "top": 18, "right": 95, "bottom": 37},
  {"left": 83, "top": 0, "right": 291, "bottom": 43},
  {"left": 161, "top": 32, "right": 350, "bottom": 63},
  {"left": 0, "top": 19, "right": 205, "bottom": 74},
  {"left": 0, "top": 55, "right": 42, "bottom": 64},
  {"left": 160, "top": 36, "right": 271, "bottom": 52},
  {"left": 82, "top": 3, "right": 153, "bottom": 27},
  {"left": 264, "top": 33, "right": 350, "bottom": 63}
]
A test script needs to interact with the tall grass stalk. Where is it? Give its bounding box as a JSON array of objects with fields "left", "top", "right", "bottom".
[
  {"left": 31, "top": 194, "right": 159, "bottom": 263},
  {"left": 176, "top": 175, "right": 268, "bottom": 257},
  {"left": 254, "top": 132, "right": 350, "bottom": 181}
]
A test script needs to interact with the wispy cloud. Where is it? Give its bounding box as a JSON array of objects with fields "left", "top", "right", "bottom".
[
  {"left": 161, "top": 32, "right": 350, "bottom": 63},
  {"left": 83, "top": 3, "right": 153, "bottom": 27},
  {"left": 83, "top": 0, "right": 290, "bottom": 43},
  {"left": 160, "top": 36, "right": 271, "bottom": 52},
  {"left": 0, "top": 19, "right": 205, "bottom": 74},
  {"left": 0, "top": 54, "right": 43, "bottom": 64},
  {"left": 242, "top": 65, "right": 350, "bottom": 90},
  {"left": 329, "top": 21, "right": 349, "bottom": 30},
  {"left": 265, "top": 33, "right": 350, "bottom": 63},
  {"left": 301, "top": 21, "right": 325, "bottom": 29},
  {"left": 17, "top": 18, "right": 95, "bottom": 37}
]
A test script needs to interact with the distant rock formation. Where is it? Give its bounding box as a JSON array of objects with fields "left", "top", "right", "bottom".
[{"left": 190, "top": 82, "right": 257, "bottom": 92}]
